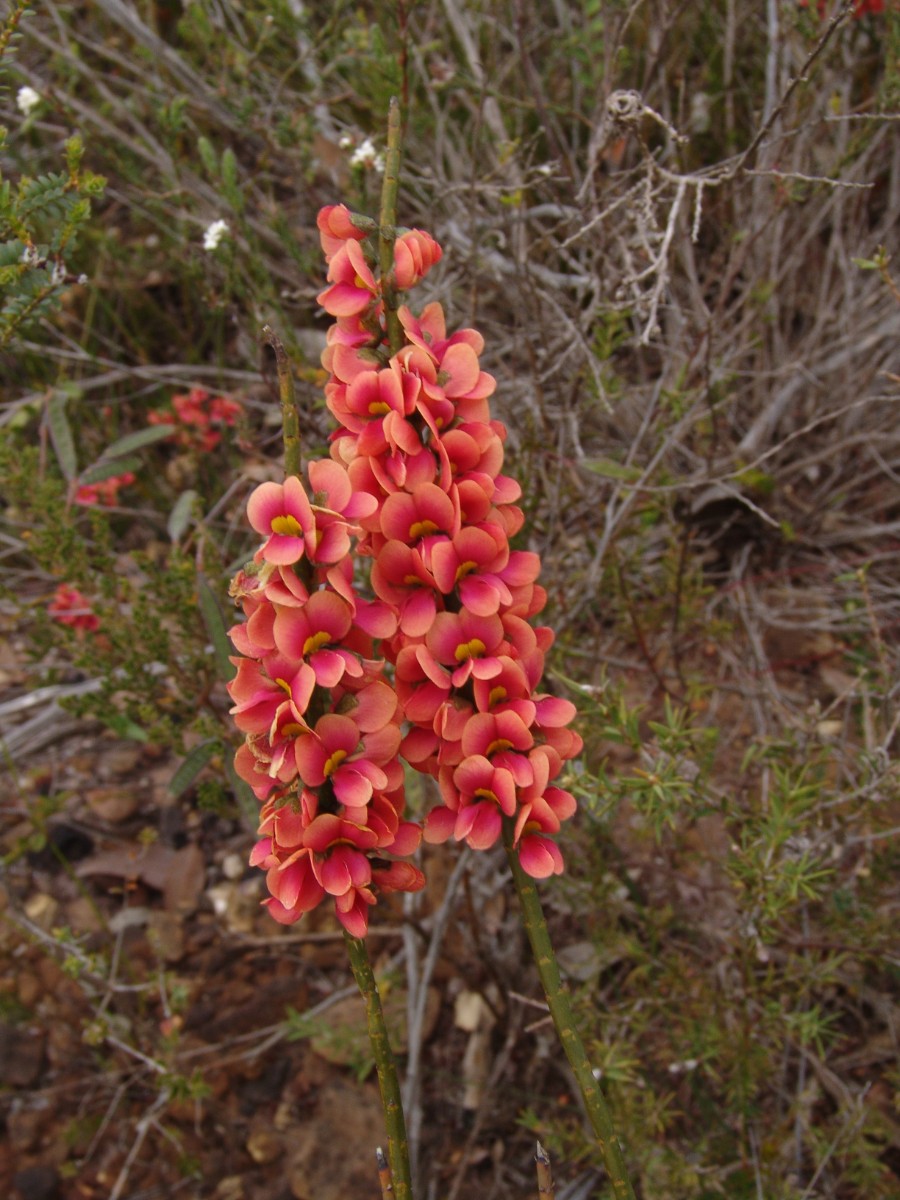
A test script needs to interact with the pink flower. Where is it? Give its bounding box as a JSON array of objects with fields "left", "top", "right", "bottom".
[
  {"left": 294, "top": 713, "right": 392, "bottom": 813},
  {"left": 74, "top": 471, "right": 135, "bottom": 507},
  {"left": 317, "top": 239, "right": 379, "bottom": 317},
  {"left": 272, "top": 589, "right": 362, "bottom": 691},
  {"left": 425, "top": 608, "right": 506, "bottom": 688},
  {"left": 246, "top": 476, "right": 315, "bottom": 565},
  {"left": 370, "top": 541, "right": 441, "bottom": 637},
  {"left": 393, "top": 229, "right": 442, "bottom": 289},
  {"left": 317, "top": 203, "right": 368, "bottom": 260},
  {"left": 48, "top": 584, "right": 99, "bottom": 632},
  {"left": 150, "top": 388, "right": 243, "bottom": 451},
  {"left": 379, "top": 482, "right": 459, "bottom": 545}
]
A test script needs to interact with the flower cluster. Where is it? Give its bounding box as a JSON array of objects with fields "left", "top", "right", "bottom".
[
  {"left": 48, "top": 583, "right": 99, "bottom": 633},
  {"left": 228, "top": 204, "right": 581, "bottom": 934},
  {"left": 150, "top": 387, "right": 243, "bottom": 452},
  {"left": 202, "top": 219, "right": 230, "bottom": 252},
  {"left": 74, "top": 471, "right": 135, "bottom": 507},
  {"left": 226, "top": 460, "right": 424, "bottom": 936},
  {"left": 317, "top": 205, "right": 581, "bottom": 878}
]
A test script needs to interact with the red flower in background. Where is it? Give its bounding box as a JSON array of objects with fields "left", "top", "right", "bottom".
[
  {"left": 149, "top": 387, "right": 242, "bottom": 452},
  {"left": 48, "top": 584, "right": 100, "bottom": 633},
  {"left": 798, "top": 0, "right": 884, "bottom": 16},
  {"left": 74, "top": 471, "right": 135, "bottom": 507}
]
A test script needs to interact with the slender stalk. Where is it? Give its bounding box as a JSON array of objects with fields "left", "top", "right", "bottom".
[
  {"left": 376, "top": 1145, "right": 395, "bottom": 1200},
  {"left": 378, "top": 97, "right": 404, "bottom": 356},
  {"left": 344, "top": 931, "right": 412, "bottom": 1200},
  {"left": 503, "top": 821, "right": 636, "bottom": 1200},
  {"left": 259, "top": 324, "right": 301, "bottom": 479},
  {"left": 535, "top": 1139, "right": 555, "bottom": 1200}
]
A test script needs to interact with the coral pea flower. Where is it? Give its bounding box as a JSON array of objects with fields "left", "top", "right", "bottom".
[
  {"left": 247, "top": 475, "right": 315, "bottom": 565},
  {"left": 425, "top": 608, "right": 505, "bottom": 687},
  {"left": 294, "top": 714, "right": 397, "bottom": 813},
  {"left": 393, "top": 228, "right": 442, "bottom": 289},
  {"left": 273, "top": 589, "right": 362, "bottom": 691}
]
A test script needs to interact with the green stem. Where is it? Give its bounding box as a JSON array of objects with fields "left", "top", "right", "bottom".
[
  {"left": 344, "top": 931, "right": 413, "bottom": 1200},
  {"left": 259, "top": 324, "right": 301, "bottom": 479},
  {"left": 503, "top": 821, "right": 636, "bottom": 1200},
  {"left": 378, "top": 97, "right": 404, "bottom": 356}
]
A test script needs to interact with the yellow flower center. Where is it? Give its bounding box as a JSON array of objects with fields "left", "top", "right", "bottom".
[
  {"left": 271, "top": 514, "right": 302, "bottom": 536},
  {"left": 368, "top": 401, "right": 391, "bottom": 415},
  {"left": 303, "top": 630, "right": 332, "bottom": 656},
  {"left": 323, "top": 748, "right": 348, "bottom": 777},
  {"left": 474, "top": 788, "right": 498, "bottom": 803},
  {"left": 487, "top": 685, "right": 508, "bottom": 707},
  {"left": 275, "top": 677, "right": 292, "bottom": 694},
  {"left": 486, "top": 738, "right": 513, "bottom": 756},
  {"left": 281, "top": 722, "right": 305, "bottom": 737},
  {"left": 409, "top": 519, "right": 439, "bottom": 540},
  {"left": 403, "top": 574, "right": 422, "bottom": 586},
  {"left": 455, "top": 560, "right": 478, "bottom": 582},
  {"left": 454, "top": 637, "right": 486, "bottom": 663}
]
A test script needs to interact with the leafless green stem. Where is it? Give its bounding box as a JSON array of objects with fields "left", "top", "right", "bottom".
[
  {"left": 344, "top": 931, "right": 412, "bottom": 1200},
  {"left": 503, "top": 821, "right": 636, "bottom": 1200},
  {"left": 378, "top": 97, "right": 404, "bottom": 356},
  {"left": 259, "top": 324, "right": 300, "bottom": 479}
]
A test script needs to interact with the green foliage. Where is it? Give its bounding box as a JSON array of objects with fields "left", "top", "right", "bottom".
[{"left": 0, "top": 94, "right": 106, "bottom": 345}]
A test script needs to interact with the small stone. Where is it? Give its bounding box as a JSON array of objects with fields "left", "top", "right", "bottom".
[
  {"left": 246, "top": 1126, "right": 283, "bottom": 1165},
  {"left": 23, "top": 893, "right": 58, "bottom": 931},
  {"left": 214, "top": 1178, "right": 245, "bottom": 1200},
  {"left": 85, "top": 787, "right": 140, "bottom": 824},
  {"left": 222, "top": 852, "right": 245, "bottom": 880},
  {"left": 99, "top": 742, "right": 144, "bottom": 776}
]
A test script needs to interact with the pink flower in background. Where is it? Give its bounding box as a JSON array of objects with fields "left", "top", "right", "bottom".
[
  {"left": 74, "top": 471, "right": 135, "bottom": 507},
  {"left": 48, "top": 584, "right": 99, "bottom": 633},
  {"left": 149, "top": 387, "right": 242, "bottom": 452}
]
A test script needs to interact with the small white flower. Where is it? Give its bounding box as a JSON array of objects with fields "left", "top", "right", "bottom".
[
  {"left": 338, "top": 134, "right": 354, "bottom": 150},
  {"left": 667, "top": 1058, "right": 699, "bottom": 1075},
  {"left": 16, "top": 85, "right": 41, "bottom": 116},
  {"left": 202, "top": 219, "right": 230, "bottom": 252},
  {"left": 350, "top": 137, "right": 384, "bottom": 173}
]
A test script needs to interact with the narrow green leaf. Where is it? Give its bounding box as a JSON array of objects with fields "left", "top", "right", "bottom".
[
  {"left": 103, "top": 714, "right": 149, "bottom": 742},
  {"left": 77, "top": 454, "right": 142, "bottom": 486},
  {"left": 581, "top": 457, "right": 643, "bottom": 483},
  {"left": 198, "top": 574, "right": 235, "bottom": 682},
  {"left": 169, "top": 739, "right": 220, "bottom": 798},
  {"left": 47, "top": 391, "right": 77, "bottom": 480},
  {"left": 168, "top": 489, "right": 198, "bottom": 543},
  {"left": 197, "top": 135, "right": 217, "bottom": 179},
  {"left": 99, "top": 424, "right": 175, "bottom": 459}
]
